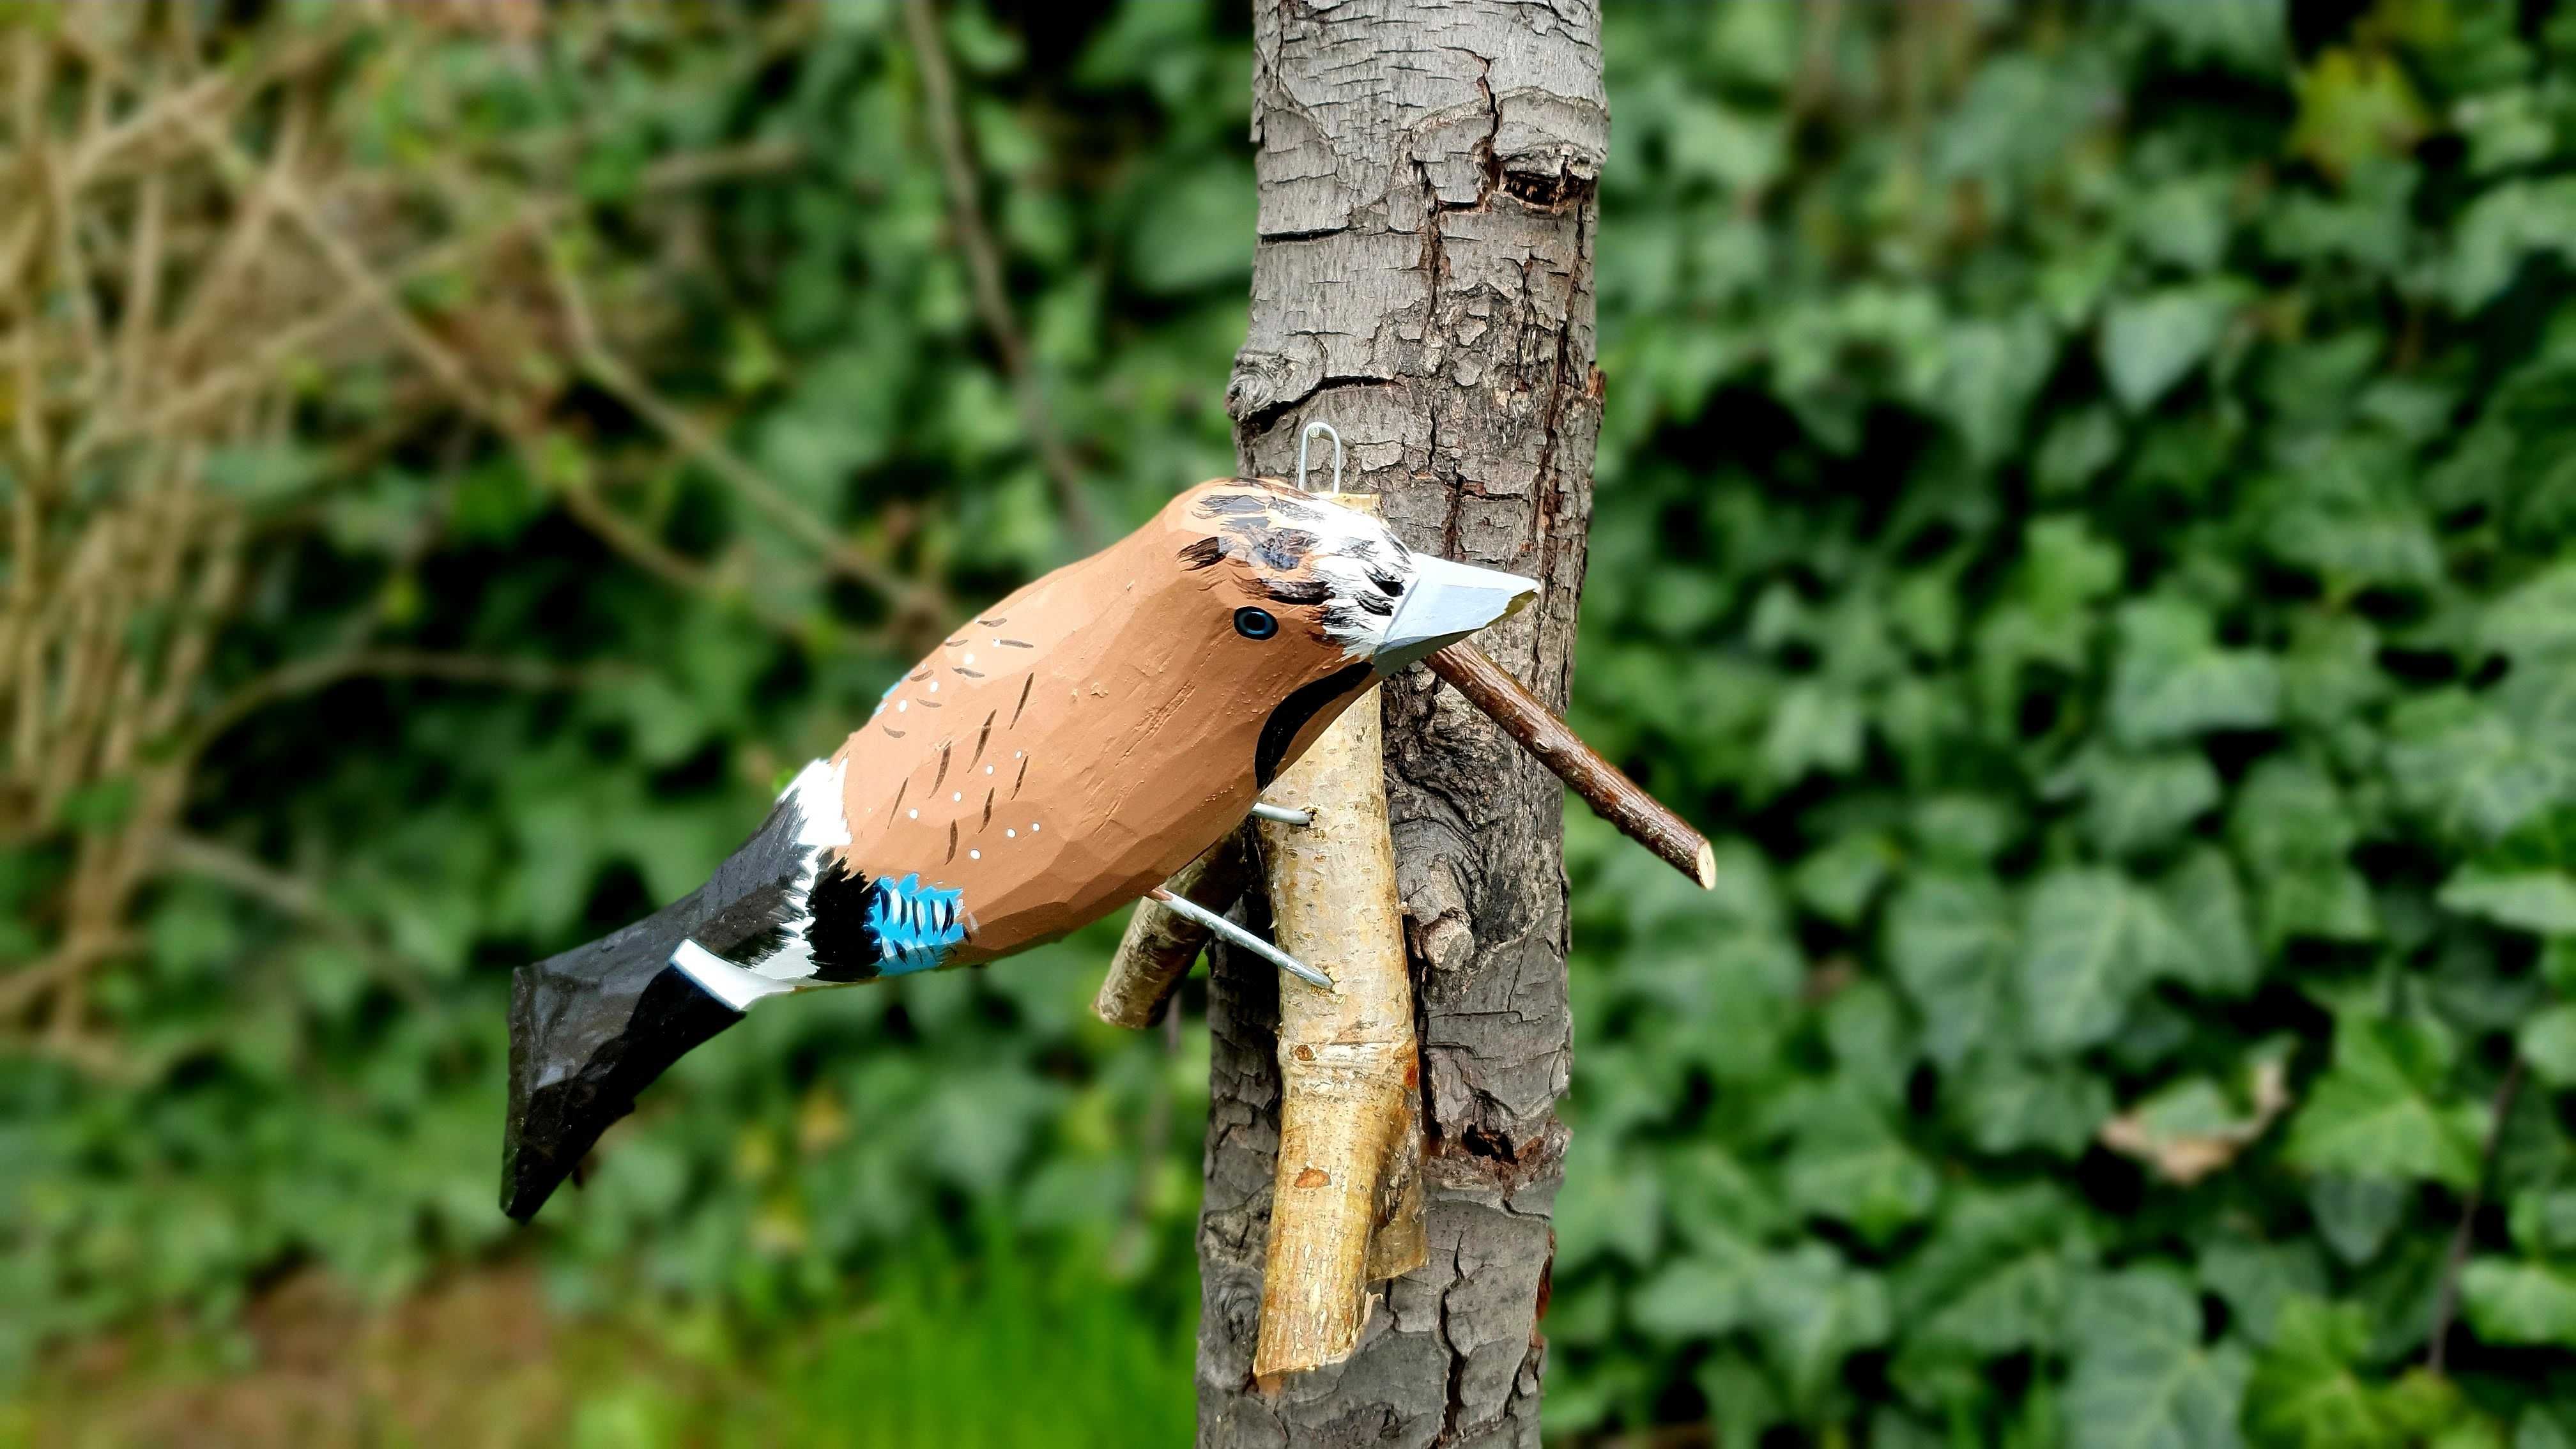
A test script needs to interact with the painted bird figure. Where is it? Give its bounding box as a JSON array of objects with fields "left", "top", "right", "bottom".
[{"left": 502, "top": 477, "right": 1535, "bottom": 1220}]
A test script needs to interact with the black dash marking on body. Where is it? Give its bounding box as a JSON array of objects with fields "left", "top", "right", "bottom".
[
  {"left": 947, "top": 822, "right": 958, "bottom": 862},
  {"left": 1178, "top": 536, "right": 1226, "bottom": 570},
  {"left": 979, "top": 615, "right": 1008, "bottom": 625},
  {"left": 917, "top": 698, "right": 943, "bottom": 709},
  {"left": 1262, "top": 578, "right": 1331, "bottom": 606},
  {"left": 1011, "top": 676, "right": 1032, "bottom": 726},
  {"left": 996, "top": 638, "right": 1033, "bottom": 648},
  {"left": 974, "top": 712, "right": 994, "bottom": 764},
  {"left": 982, "top": 790, "right": 993, "bottom": 828},
  {"left": 893, "top": 778, "right": 908, "bottom": 811},
  {"left": 910, "top": 667, "right": 931, "bottom": 681},
  {"left": 1013, "top": 757, "right": 1028, "bottom": 797},
  {"left": 954, "top": 666, "right": 985, "bottom": 678},
  {"left": 1257, "top": 661, "right": 1374, "bottom": 787},
  {"left": 946, "top": 636, "right": 968, "bottom": 647},
  {"left": 882, "top": 724, "right": 907, "bottom": 738},
  {"left": 934, "top": 741, "right": 951, "bottom": 788}
]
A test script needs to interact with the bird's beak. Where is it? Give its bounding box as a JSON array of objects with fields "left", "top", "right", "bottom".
[{"left": 1372, "top": 556, "right": 1539, "bottom": 674}]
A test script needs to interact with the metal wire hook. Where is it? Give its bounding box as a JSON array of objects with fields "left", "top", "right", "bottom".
[{"left": 1296, "top": 420, "right": 1342, "bottom": 496}]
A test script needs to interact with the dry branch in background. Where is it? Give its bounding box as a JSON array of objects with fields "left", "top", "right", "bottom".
[{"left": 0, "top": 8, "right": 921, "bottom": 1055}]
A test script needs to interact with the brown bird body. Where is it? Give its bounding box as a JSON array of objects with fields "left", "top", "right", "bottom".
[
  {"left": 832, "top": 480, "right": 1375, "bottom": 963},
  {"left": 500, "top": 477, "right": 1537, "bottom": 1220}
]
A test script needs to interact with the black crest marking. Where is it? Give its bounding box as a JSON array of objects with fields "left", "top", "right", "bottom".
[
  {"left": 1367, "top": 568, "right": 1404, "bottom": 597},
  {"left": 1256, "top": 662, "right": 1373, "bottom": 787},
  {"left": 1178, "top": 536, "right": 1227, "bottom": 570},
  {"left": 1262, "top": 578, "right": 1331, "bottom": 606},
  {"left": 1195, "top": 493, "right": 1269, "bottom": 518},
  {"left": 1011, "top": 676, "right": 1033, "bottom": 726},
  {"left": 1352, "top": 590, "right": 1395, "bottom": 617},
  {"left": 1255, "top": 528, "right": 1318, "bottom": 570}
]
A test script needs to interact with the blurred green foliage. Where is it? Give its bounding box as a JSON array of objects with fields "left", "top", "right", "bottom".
[{"left": 8, "top": 0, "right": 2576, "bottom": 1443}]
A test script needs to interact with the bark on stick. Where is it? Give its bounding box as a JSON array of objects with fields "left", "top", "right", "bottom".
[
  {"left": 1250, "top": 496, "right": 1427, "bottom": 1383},
  {"left": 1095, "top": 832, "right": 1252, "bottom": 1030}
]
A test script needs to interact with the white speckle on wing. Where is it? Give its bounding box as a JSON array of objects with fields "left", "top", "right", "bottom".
[
  {"left": 969, "top": 849, "right": 981, "bottom": 860},
  {"left": 1006, "top": 829, "right": 1015, "bottom": 838},
  {"left": 908, "top": 808, "right": 919, "bottom": 819}
]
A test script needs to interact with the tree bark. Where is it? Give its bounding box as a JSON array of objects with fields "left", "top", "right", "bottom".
[{"left": 1197, "top": 3, "right": 1606, "bottom": 1444}]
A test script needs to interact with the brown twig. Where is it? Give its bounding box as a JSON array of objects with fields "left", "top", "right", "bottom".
[
  {"left": 900, "top": 0, "right": 1098, "bottom": 549},
  {"left": 2427, "top": 1055, "right": 2526, "bottom": 1376},
  {"left": 1425, "top": 643, "right": 1714, "bottom": 889}
]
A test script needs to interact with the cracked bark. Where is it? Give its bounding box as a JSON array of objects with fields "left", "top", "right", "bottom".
[{"left": 1196, "top": 3, "right": 1604, "bottom": 1445}]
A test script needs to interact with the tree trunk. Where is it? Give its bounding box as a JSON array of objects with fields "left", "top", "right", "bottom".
[{"left": 1196, "top": 3, "right": 1606, "bottom": 1444}]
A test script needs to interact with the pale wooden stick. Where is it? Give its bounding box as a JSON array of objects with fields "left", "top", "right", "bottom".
[
  {"left": 1252, "top": 495, "right": 1425, "bottom": 1383},
  {"left": 1093, "top": 831, "right": 1254, "bottom": 1030},
  {"left": 1425, "top": 642, "right": 1715, "bottom": 889}
]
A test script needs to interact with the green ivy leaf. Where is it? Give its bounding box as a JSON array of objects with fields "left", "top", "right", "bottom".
[
  {"left": 2101, "top": 284, "right": 2247, "bottom": 411},
  {"left": 2244, "top": 1298, "right": 2481, "bottom": 1446},
  {"left": 2518, "top": 1006, "right": 2576, "bottom": 1089},
  {"left": 2017, "top": 867, "right": 2198, "bottom": 1052},
  {"left": 2282, "top": 1013, "right": 2486, "bottom": 1189},
  {"left": 2439, "top": 868, "right": 2576, "bottom": 937},
  {"left": 2111, "top": 597, "right": 2283, "bottom": 747},
  {"left": 1747, "top": 1243, "right": 1891, "bottom": 1413},
  {"left": 2460, "top": 1259, "right": 2576, "bottom": 1349},
  {"left": 1630, "top": 1232, "right": 1764, "bottom": 1342},
  {"left": 2064, "top": 1268, "right": 2250, "bottom": 1449},
  {"left": 1885, "top": 873, "right": 2019, "bottom": 1070}
]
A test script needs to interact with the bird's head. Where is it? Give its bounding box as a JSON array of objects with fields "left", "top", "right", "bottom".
[{"left": 1144, "top": 478, "right": 1537, "bottom": 784}]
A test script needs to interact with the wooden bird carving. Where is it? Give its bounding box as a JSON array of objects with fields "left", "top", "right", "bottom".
[{"left": 502, "top": 478, "right": 1536, "bottom": 1220}]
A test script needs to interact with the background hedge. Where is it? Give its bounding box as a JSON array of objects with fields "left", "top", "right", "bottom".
[{"left": 6, "top": 1, "right": 2576, "bottom": 1443}]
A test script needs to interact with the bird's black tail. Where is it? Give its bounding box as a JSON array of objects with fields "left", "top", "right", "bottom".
[{"left": 501, "top": 919, "right": 742, "bottom": 1222}]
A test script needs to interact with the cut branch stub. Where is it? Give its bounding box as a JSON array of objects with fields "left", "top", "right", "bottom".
[
  {"left": 1094, "top": 829, "right": 1254, "bottom": 1030},
  {"left": 1250, "top": 496, "right": 1427, "bottom": 1383}
]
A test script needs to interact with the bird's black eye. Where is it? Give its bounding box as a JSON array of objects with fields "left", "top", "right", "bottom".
[{"left": 1234, "top": 607, "right": 1278, "bottom": 640}]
